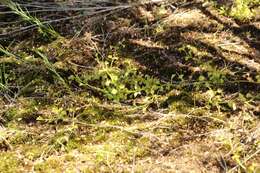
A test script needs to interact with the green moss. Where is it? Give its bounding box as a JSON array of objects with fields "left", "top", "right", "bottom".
[
  {"left": 230, "top": 0, "right": 255, "bottom": 20},
  {"left": 5, "top": 99, "right": 39, "bottom": 123},
  {"left": 34, "top": 157, "right": 64, "bottom": 173},
  {"left": 9, "top": 131, "right": 32, "bottom": 145},
  {"left": 169, "top": 100, "right": 193, "bottom": 113},
  {"left": 217, "top": 0, "right": 258, "bottom": 21},
  {"left": 0, "top": 152, "right": 22, "bottom": 173},
  {"left": 22, "top": 145, "right": 44, "bottom": 160}
]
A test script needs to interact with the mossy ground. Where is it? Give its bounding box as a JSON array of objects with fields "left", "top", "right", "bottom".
[{"left": 0, "top": 0, "right": 260, "bottom": 172}]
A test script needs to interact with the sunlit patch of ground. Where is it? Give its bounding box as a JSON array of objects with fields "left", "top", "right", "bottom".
[{"left": 0, "top": 0, "right": 260, "bottom": 172}]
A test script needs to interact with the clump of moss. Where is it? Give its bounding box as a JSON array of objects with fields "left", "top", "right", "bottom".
[
  {"left": 230, "top": 0, "right": 255, "bottom": 20},
  {"left": 21, "top": 145, "right": 44, "bottom": 160},
  {"left": 4, "top": 98, "right": 39, "bottom": 123},
  {"left": 0, "top": 152, "right": 22, "bottom": 173},
  {"left": 34, "top": 157, "right": 64, "bottom": 173},
  {"left": 218, "top": 0, "right": 258, "bottom": 21}
]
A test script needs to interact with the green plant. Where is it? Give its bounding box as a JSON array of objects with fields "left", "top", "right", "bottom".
[
  {"left": 230, "top": 0, "right": 254, "bottom": 20},
  {"left": 217, "top": 0, "right": 258, "bottom": 21},
  {"left": 197, "top": 62, "right": 227, "bottom": 89},
  {"left": 0, "top": 45, "right": 16, "bottom": 100},
  {"left": 1, "top": 0, "right": 58, "bottom": 37},
  {"left": 178, "top": 44, "right": 197, "bottom": 61},
  {"left": 35, "top": 50, "right": 70, "bottom": 91},
  {"left": 0, "top": 63, "right": 7, "bottom": 90},
  {"left": 74, "top": 55, "right": 166, "bottom": 102}
]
